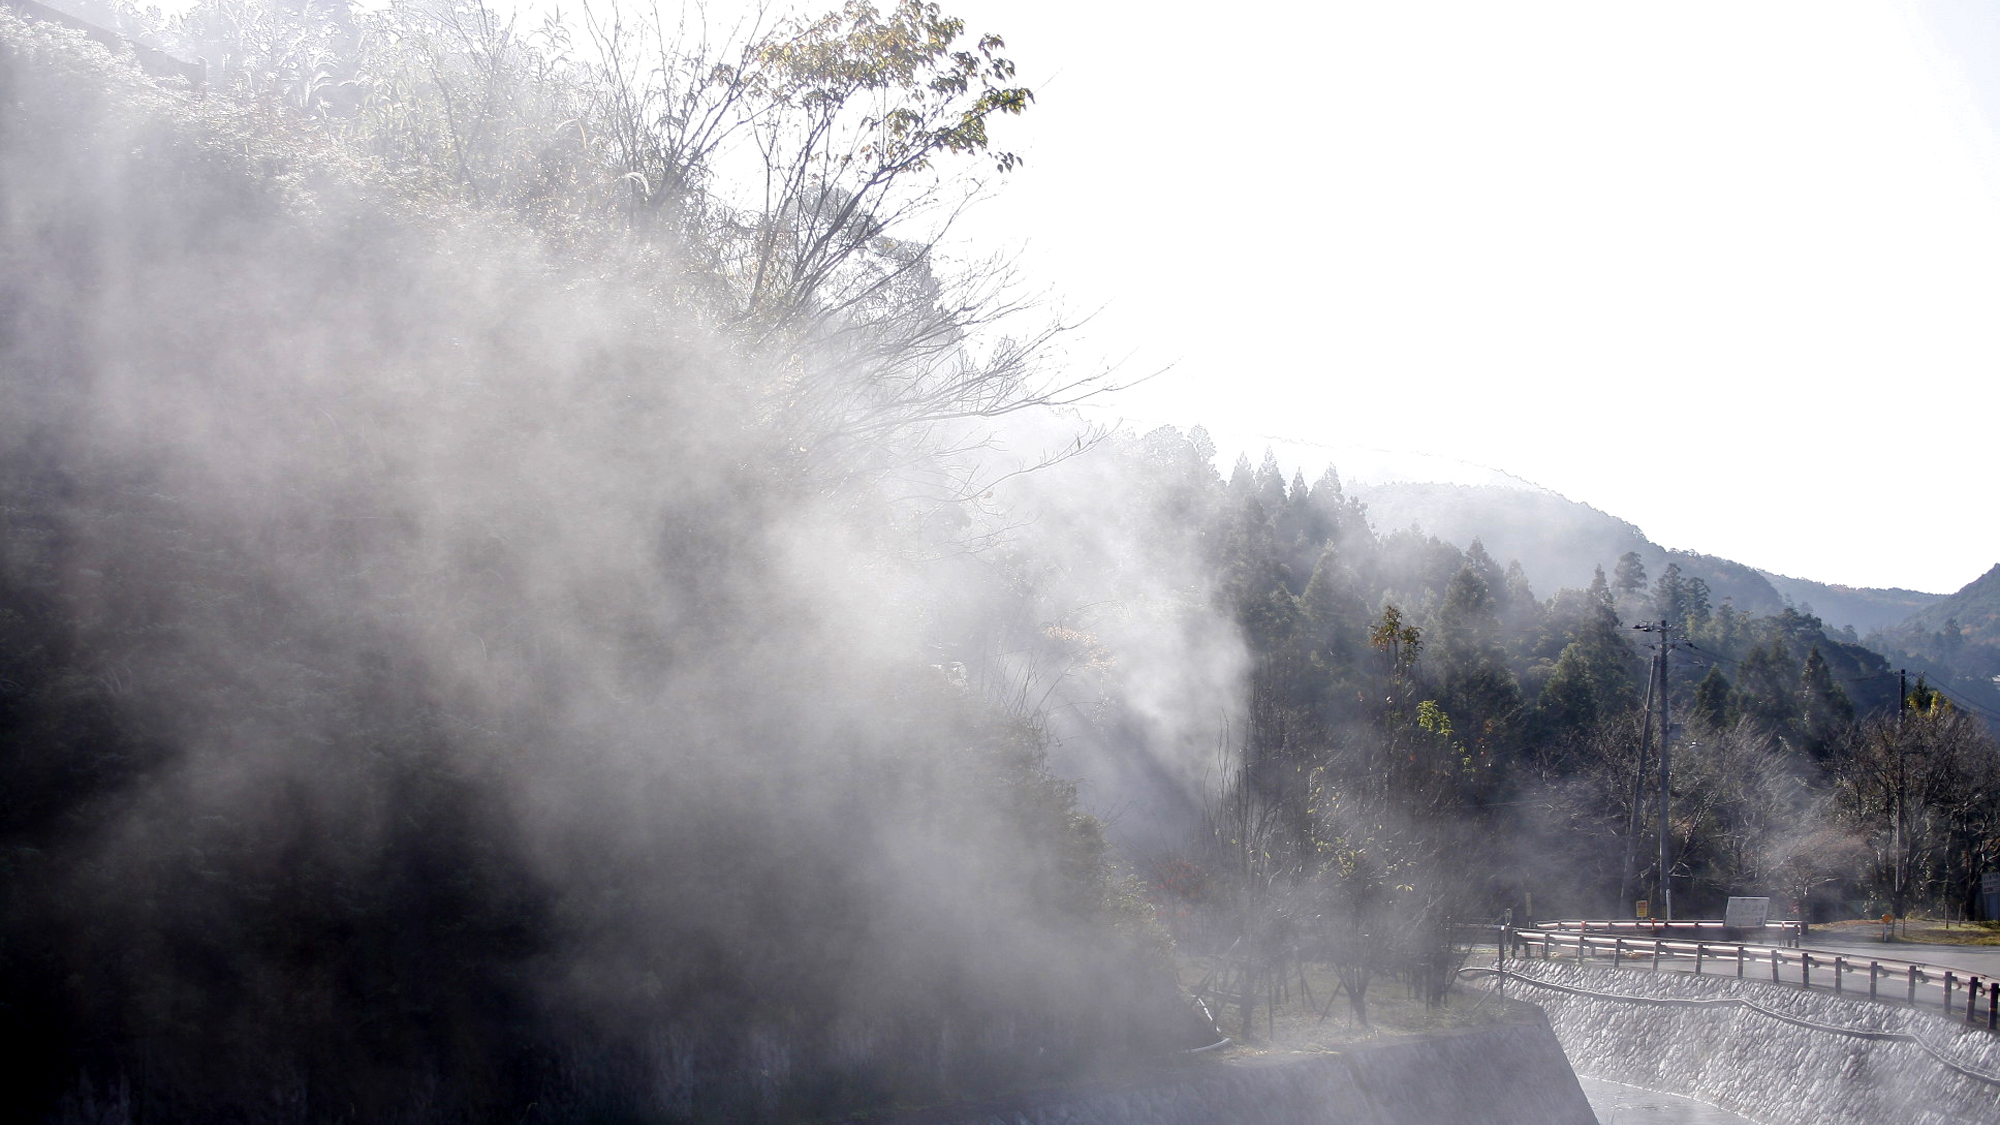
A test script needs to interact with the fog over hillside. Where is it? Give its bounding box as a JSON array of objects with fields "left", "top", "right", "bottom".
[
  {"left": 5, "top": 5, "right": 1999, "bottom": 1124},
  {"left": 1274, "top": 472, "right": 1951, "bottom": 639}
]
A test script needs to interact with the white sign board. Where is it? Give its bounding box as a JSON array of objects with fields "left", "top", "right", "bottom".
[
  {"left": 1725, "top": 897, "right": 1770, "bottom": 929},
  {"left": 1983, "top": 872, "right": 2000, "bottom": 894}
]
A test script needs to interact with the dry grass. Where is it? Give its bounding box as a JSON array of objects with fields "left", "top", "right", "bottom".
[{"left": 1817, "top": 918, "right": 2000, "bottom": 947}]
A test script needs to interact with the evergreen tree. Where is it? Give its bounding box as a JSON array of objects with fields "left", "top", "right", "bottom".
[
  {"left": 1589, "top": 564, "right": 1617, "bottom": 620},
  {"left": 1498, "top": 559, "right": 1542, "bottom": 644},
  {"left": 1535, "top": 632, "right": 1638, "bottom": 736},
  {"left": 1614, "top": 550, "right": 1647, "bottom": 594},
  {"left": 1306, "top": 465, "right": 1369, "bottom": 566},
  {"left": 1534, "top": 580, "right": 1640, "bottom": 736},
  {"left": 1188, "top": 424, "right": 1218, "bottom": 465},
  {"left": 1682, "top": 575, "right": 1712, "bottom": 628},
  {"left": 1227, "top": 452, "right": 1255, "bottom": 499},
  {"left": 1705, "top": 599, "right": 1747, "bottom": 653},
  {"left": 1464, "top": 538, "right": 1502, "bottom": 590},
  {"left": 1691, "top": 664, "right": 1734, "bottom": 730},
  {"left": 1652, "top": 562, "right": 1691, "bottom": 627},
  {"left": 1254, "top": 448, "right": 1288, "bottom": 513},
  {"left": 1432, "top": 564, "right": 1522, "bottom": 751},
  {"left": 1299, "top": 547, "right": 1365, "bottom": 659},
  {"left": 1273, "top": 468, "right": 1323, "bottom": 591},
  {"left": 1798, "top": 645, "right": 1854, "bottom": 755},
  {"left": 1737, "top": 640, "right": 1801, "bottom": 730}
]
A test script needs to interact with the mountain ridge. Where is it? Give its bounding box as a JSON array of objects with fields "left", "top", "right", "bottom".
[{"left": 1347, "top": 479, "right": 1951, "bottom": 637}]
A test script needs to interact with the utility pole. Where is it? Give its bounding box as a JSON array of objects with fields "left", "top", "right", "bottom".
[
  {"left": 1634, "top": 620, "right": 1679, "bottom": 921},
  {"left": 1894, "top": 669, "right": 1907, "bottom": 918},
  {"left": 1620, "top": 646, "right": 1659, "bottom": 914}
]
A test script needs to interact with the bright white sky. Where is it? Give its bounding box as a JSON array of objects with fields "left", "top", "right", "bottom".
[
  {"left": 932, "top": 0, "right": 2000, "bottom": 595},
  {"left": 143, "top": 0, "right": 1998, "bottom": 592}
]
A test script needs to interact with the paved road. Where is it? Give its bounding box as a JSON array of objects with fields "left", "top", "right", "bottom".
[
  {"left": 1797, "top": 935, "right": 2000, "bottom": 981},
  {"left": 1576, "top": 1076, "right": 1758, "bottom": 1125}
]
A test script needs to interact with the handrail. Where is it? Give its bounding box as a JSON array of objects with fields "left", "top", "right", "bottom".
[
  {"left": 1538, "top": 918, "right": 1806, "bottom": 945},
  {"left": 1503, "top": 926, "right": 1999, "bottom": 1033}
]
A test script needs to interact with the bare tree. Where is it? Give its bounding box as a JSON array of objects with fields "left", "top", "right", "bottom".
[{"left": 1831, "top": 705, "right": 2000, "bottom": 917}]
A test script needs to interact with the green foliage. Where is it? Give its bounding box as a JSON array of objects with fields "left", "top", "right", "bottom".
[
  {"left": 1691, "top": 664, "right": 1734, "bottom": 730},
  {"left": 1613, "top": 549, "right": 1646, "bottom": 593},
  {"left": 1430, "top": 564, "right": 1522, "bottom": 754},
  {"left": 1152, "top": 439, "right": 1965, "bottom": 929},
  {"left": 1798, "top": 644, "right": 1853, "bottom": 754}
]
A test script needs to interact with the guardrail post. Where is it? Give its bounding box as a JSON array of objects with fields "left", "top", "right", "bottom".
[
  {"left": 1869, "top": 961, "right": 1878, "bottom": 1002},
  {"left": 1695, "top": 944, "right": 1706, "bottom": 976},
  {"left": 1801, "top": 953, "right": 1811, "bottom": 990},
  {"left": 1988, "top": 982, "right": 1997, "bottom": 1031},
  {"left": 1771, "top": 949, "right": 1781, "bottom": 985},
  {"left": 1945, "top": 972, "right": 1955, "bottom": 1014},
  {"left": 1614, "top": 937, "right": 1624, "bottom": 963},
  {"left": 1834, "top": 957, "right": 1844, "bottom": 995},
  {"left": 1651, "top": 939, "right": 1662, "bottom": 972},
  {"left": 1737, "top": 944, "right": 1745, "bottom": 978},
  {"left": 1969, "top": 977, "right": 1981, "bottom": 1023}
]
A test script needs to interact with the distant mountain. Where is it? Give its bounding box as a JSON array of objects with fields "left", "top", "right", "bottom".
[
  {"left": 1757, "top": 571, "right": 1945, "bottom": 638},
  {"left": 1352, "top": 482, "right": 1645, "bottom": 597},
  {"left": 1350, "top": 481, "right": 1931, "bottom": 635},
  {"left": 1894, "top": 563, "right": 2000, "bottom": 649},
  {"left": 1866, "top": 565, "right": 2000, "bottom": 723}
]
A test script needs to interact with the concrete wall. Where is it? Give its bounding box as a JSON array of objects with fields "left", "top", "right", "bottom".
[
  {"left": 892, "top": 1016, "right": 1598, "bottom": 1125},
  {"left": 1489, "top": 961, "right": 2000, "bottom": 1125}
]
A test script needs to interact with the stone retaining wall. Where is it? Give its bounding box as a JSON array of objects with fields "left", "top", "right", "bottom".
[
  {"left": 891, "top": 1015, "right": 1597, "bottom": 1125},
  {"left": 1489, "top": 961, "right": 2000, "bottom": 1125}
]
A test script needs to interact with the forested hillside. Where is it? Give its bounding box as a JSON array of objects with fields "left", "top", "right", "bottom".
[
  {"left": 1080, "top": 449, "right": 1998, "bottom": 940},
  {"left": 1885, "top": 563, "right": 2000, "bottom": 651},
  {"left": 1758, "top": 570, "right": 1942, "bottom": 638},
  {"left": 3, "top": 2, "right": 1998, "bottom": 1122},
  {"left": 1865, "top": 564, "right": 2000, "bottom": 730},
  {"left": 1352, "top": 479, "right": 1949, "bottom": 637}
]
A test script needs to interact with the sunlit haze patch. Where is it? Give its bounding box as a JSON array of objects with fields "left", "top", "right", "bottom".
[{"left": 942, "top": 0, "right": 2000, "bottom": 593}]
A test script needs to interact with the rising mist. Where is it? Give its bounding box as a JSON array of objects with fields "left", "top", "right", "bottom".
[
  {"left": 6, "top": 4, "right": 1999, "bottom": 1123},
  {"left": 0, "top": 8, "right": 1228, "bottom": 1119}
]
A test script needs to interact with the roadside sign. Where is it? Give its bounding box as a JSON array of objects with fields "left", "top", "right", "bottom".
[
  {"left": 1634, "top": 900, "right": 1649, "bottom": 919},
  {"left": 1983, "top": 872, "right": 2000, "bottom": 893},
  {"left": 1725, "top": 897, "right": 1770, "bottom": 929}
]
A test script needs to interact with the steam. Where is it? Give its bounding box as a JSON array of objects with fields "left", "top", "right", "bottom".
[
  {"left": 11, "top": 8, "right": 1985, "bottom": 1124},
  {"left": 1, "top": 15, "right": 1225, "bottom": 1118}
]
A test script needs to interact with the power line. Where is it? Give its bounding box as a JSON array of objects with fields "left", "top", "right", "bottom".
[
  {"left": 1683, "top": 642, "right": 1903, "bottom": 688},
  {"left": 1920, "top": 681, "right": 2000, "bottom": 724}
]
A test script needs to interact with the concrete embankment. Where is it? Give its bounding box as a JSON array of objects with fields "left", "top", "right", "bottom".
[
  {"left": 892, "top": 1014, "right": 1597, "bottom": 1125},
  {"left": 1484, "top": 961, "right": 2000, "bottom": 1125}
]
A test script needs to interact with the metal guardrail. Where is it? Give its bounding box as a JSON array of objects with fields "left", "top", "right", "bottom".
[
  {"left": 1537, "top": 917, "right": 1807, "bottom": 946},
  {"left": 1504, "top": 926, "right": 2000, "bottom": 1033}
]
